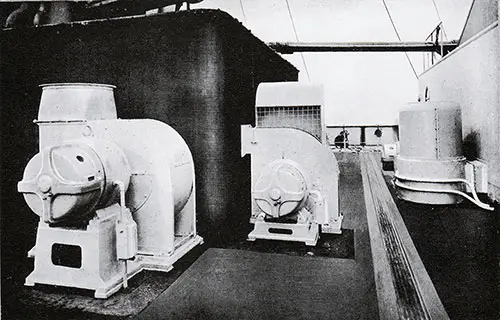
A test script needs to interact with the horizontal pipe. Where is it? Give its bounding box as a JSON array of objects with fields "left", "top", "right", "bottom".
[
  {"left": 327, "top": 125, "right": 397, "bottom": 128},
  {"left": 87, "top": 0, "right": 203, "bottom": 8},
  {"left": 394, "top": 174, "right": 494, "bottom": 211},
  {"left": 269, "top": 41, "right": 458, "bottom": 54}
]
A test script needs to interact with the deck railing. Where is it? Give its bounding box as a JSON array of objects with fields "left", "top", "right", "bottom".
[{"left": 423, "top": 22, "right": 453, "bottom": 70}]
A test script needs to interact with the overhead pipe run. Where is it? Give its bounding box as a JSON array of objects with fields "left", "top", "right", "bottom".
[{"left": 268, "top": 41, "right": 458, "bottom": 55}]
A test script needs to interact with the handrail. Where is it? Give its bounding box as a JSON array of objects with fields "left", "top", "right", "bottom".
[{"left": 423, "top": 22, "right": 454, "bottom": 70}]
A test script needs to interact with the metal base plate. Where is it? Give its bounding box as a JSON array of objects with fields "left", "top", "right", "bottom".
[
  {"left": 321, "top": 213, "right": 343, "bottom": 234},
  {"left": 248, "top": 221, "right": 319, "bottom": 246},
  {"left": 132, "top": 235, "right": 204, "bottom": 272}
]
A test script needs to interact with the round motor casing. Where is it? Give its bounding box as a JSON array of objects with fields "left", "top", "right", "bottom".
[
  {"left": 19, "top": 138, "right": 131, "bottom": 224},
  {"left": 395, "top": 101, "right": 466, "bottom": 205},
  {"left": 253, "top": 159, "right": 309, "bottom": 218}
]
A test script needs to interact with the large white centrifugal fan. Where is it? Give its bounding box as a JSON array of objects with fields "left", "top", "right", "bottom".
[
  {"left": 18, "top": 83, "right": 203, "bottom": 298},
  {"left": 242, "top": 82, "right": 343, "bottom": 246}
]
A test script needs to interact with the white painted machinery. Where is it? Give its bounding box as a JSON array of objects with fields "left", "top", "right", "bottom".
[
  {"left": 241, "top": 82, "right": 342, "bottom": 246},
  {"left": 394, "top": 101, "right": 493, "bottom": 210},
  {"left": 18, "top": 83, "right": 203, "bottom": 298}
]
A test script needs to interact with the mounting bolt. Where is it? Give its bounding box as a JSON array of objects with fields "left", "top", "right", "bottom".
[{"left": 37, "top": 175, "right": 52, "bottom": 193}]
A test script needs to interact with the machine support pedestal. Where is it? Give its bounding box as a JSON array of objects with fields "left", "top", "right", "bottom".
[
  {"left": 248, "top": 221, "right": 319, "bottom": 246},
  {"left": 25, "top": 208, "right": 142, "bottom": 299}
]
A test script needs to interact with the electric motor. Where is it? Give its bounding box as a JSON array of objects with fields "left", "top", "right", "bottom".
[
  {"left": 253, "top": 159, "right": 309, "bottom": 218},
  {"left": 18, "top": 138, "right": 131, "bottom": 224}
]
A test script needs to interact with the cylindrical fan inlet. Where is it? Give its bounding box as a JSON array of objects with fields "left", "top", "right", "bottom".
[
  {"left": 395, "top": 101, "right": 466, "bottom": 205},
  {"left": 38, "top": 83, "right": 118, "bottom": 121}
]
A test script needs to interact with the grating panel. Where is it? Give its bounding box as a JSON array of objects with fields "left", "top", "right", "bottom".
[{"left": 256, "top": 106, "right": 322, "bottom": 141}]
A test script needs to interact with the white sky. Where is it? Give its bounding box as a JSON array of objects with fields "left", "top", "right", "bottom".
[{"left": 192, "top": 0, "right": 473, "bottom": 125}]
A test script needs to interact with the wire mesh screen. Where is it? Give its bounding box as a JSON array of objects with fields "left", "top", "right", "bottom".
[{"left": 256, "top": 106, "right": 322, "bottom": 141}]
